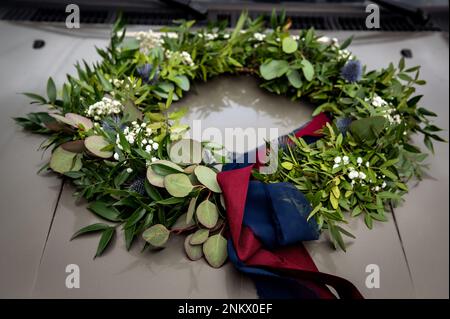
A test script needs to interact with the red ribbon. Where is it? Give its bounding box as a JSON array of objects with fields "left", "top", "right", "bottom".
[{"left": 217, "top": 113, "right": 364, "bottom": 299}]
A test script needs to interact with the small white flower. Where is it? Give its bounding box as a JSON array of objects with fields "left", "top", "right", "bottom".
[
  {"left": 382, "top": 182, "right": 387, "bottom": 188},
  {"left": 317, "top": 36, "right": 331, "bottom": 44},
  {"left": 126, "top": 168, "right": 133, "bottom": 173},
  {"left": 357, "top": 157, "right": 363, "bottom": 165},
  {"left": 145, "top": 145, "right": 152, "bottom": 153},
  {"left": 343, "top": 156, "right": 349, "bottom": 164},
  {"left": 333, "top": 163, "right": 339, "bottom": 169},
  {"left": 152, "top": 142, "right": 159, "bottom": 150},
  {"left": 348, "top": 171, "right": 359, "bottom": 180},
  {"left": 113, "top": 153, "right": 119, "bottom": 160},
  {"left": 374, "top": 186, "right": 380, "bottom": 192},
  {"left": 142, "top": 139, "right": 148, "bottom": 145},
  {"left": 366, "top": 161, "right": 370, "bottom": 167},
  {"left": 334, "top": 156, "right": 342, "bottom": 164},
  {"left": 151, "top": 157, "right": 158, "bottom": 162},
  {"left": 358, "top": 172, "right": 367, "bottom": 180}
]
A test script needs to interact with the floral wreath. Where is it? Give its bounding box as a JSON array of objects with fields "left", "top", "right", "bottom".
[{"left": 16, "top": 12, "right": 444, "bottom": 275}]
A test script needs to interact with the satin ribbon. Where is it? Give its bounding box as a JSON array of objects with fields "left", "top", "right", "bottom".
[{"left": 218, "top": 113, "right": 364, "bottom": 299}]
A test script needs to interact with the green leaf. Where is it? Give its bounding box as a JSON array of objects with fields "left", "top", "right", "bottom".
[
  {"left": 47, "top": 77, "right": 57, "bottom": 104},
  {"left": 194, "top": 166, "right": 222, "bottom": 193},
  {"left": 282, "top": 37, "right": 298, "bottom": 54},
  {"left": 164, "top": 173, "right": 193, "bottom": 197},
  {"left": 96, "top": 70, "right": 113, "bottom": 91},
  {"left": 71, "top": 223, "right": 110, "bottom": 240},
  {"left": 88, "top": 201, "right": 122, "bottom": 222},
  {"left": 186, "top": 196, "right": 197, "bottom": 224},
  {"left": 350, "top": 116, "right": 387, "bottom": 143},
  {"left": 95, "top": 227, "right": 115, "bottom": 258},
  {"left": 144, "top": 179, "right": 163, "bottom": 201},
  {"left": 418, "top": 107, "right": 437, "bottom": 117},
  {"left": 154, "top": 197, "right": 185, "bottom": 205},
  {"left": 146, "top": 166, "right": 165, "bottom": 188},
  {"left": 203, "top": 234, "right": 228, "bottom": 268},
  {"left": 330, "top": 192, "right": 339, "bottom": 210},
  {"left": 380, "top": 168, "right": 398, "bottom": 181},
  {"left": 124, "top": 208, "right": 147, "bottom": 228},
  {"left": 301, "top": 59, "right": 315, "bottom": 81},
  {"left": 22, "top": 92, "right": 47, "bottom": 104},
  {"left": 142, "top": 224, "right": 170, "bottom": 247},
  {"left": 339, "top": 36, "right": 353, "bottom": 50},
  {"left": 173, "top": 75, "right": 190, "bottom": 91},
  {"left": 120, "top": 37, "right": 140, "bottom": 51},
  {"left": 196, "top": 200, "right": 219, "bottom": 229},
  {"left": 287, "top": 69, "right": 302, "bottom": 88},
  {"left": 281, "top": 161, "right": 294, "bottom": 170},
  {"left": 85, "top": 135, "right": 113, "bottom": 159},
  {"left": 190, "top": 229, "right": 209, "bottom": 245},
  {"left": 49, "top": 146, "right": 80, "bottom": 174},
  {"left": 184, "top": 234, "right": 203, "bottom": 261},
  {"left": 259, "top": 60, "right": 289, "bottom": 80}
]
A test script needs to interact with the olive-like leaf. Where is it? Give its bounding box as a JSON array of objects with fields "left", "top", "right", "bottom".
[
  {"left": 190, "top": 229, "right": 209, "bottom": 245},
  {"left": 142, "top": 224, "right": 170, "bottom": 247},
  {"left": 85, "top": 135, "right": 113, "bottom": 158},
  {"left": 196, "top": 199, "right": 219, "bottom": 229},
  {"left": 71, "top": 223, "right": 111, "bottom": 240},
  {"left": 88, "top": 201, "right": 122, "bottom": 222},
  {"left": 164, "top": 173, "right": 193, "bottom": 197},
  {"left": 184, "top": 234, "right": 203, "bottom": 261},
  {"left": 194, "top": 166, "right": 222, "bottom": 193},
  {"left": 203, "top": 234, "right": 228, "bottom": 268},
  {"left": 95, "top": 227, "right": 115, "bottom": 258}
]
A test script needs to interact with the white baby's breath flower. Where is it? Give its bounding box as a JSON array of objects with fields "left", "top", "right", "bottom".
[
  {"left": 358, "top": 172, "right": 367, "bottom": 180},
  {"left": 343, "top": 156, "right": 349, "bottom": 164},
  {"left": 113, "top": 153, "right": 119, "bottom": 160},
  {"left": 145, "top": 145, "right": 152, "bottom": 153},
  {"left": 126, "top": 168, "right": 133, "bottom": 173},
  {"left": 348, "top": 170, "right": 359, "bottom": 180},
  {"left": 357, "top": 157, "right": 363, "bottom": 165},
  {"left": 334, "top": 156, "right": 342, "bottom": 164}
]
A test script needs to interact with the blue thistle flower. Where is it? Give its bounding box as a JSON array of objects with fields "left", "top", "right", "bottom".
[
  {"left": 129, "top": 175, "right": 146, "bottom": 195},
  {"left": 340, "top": 60, "right": 362, "bottom": 83},
  {"left": 136, "top": 63, "right": 159, "bottom": 85},
  {"left": 101, "top": 115, "right": 125, "bottom": 132},
  {"left": 335, "top": 117, "right": 353, "bottom": 136}
]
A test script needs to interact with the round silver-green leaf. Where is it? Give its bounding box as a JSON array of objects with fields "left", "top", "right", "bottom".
[
  {"left": 190, "top": 229, "right": 209, "bottom": 245},
  {"left": 84, "top": 135, "right": 113, "bottom": 159},
  {"left": 164, "top": 173, "right": 193, "bottom": 197},
  {"left": 49, "top": 146, "right": 79, "bottom": 174},
  {"left": 184, "top": 234, "right": 203, "bottom": 261},
  {"left": 196, "top": 199, "right": 219, "bottom": 229},
  {"left": 194, "top": 165, "right": 222, "bottom": 193},
  {"left": 203, "top": 234, "right": 228, "bottom": 268},
  {"left": 146, "top": 166, "right": 165, "bottom": 188},
  {"left": 142, "top": 224, "right": 170, "bottom": 247},
  {"left": 282, "top": 36, "right": 298, "bottom": 54}
]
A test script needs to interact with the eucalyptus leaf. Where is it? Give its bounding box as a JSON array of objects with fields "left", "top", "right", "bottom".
[
  {"left": 196, "top": 200, "right": 219, "bottom": 229},
  {"left": 85, "top": 135, "right": 113, "bottom": 158},
  {"left": 194, "top": 166, "right": 222, "bottom": 193},
  {"left": 259, "top": 60, "right": 289, "bottom": 80},
  {"left": 49, "top": 146, "right": 79, "bottom": 174},
  {"left": 190, "top": 229, "right": 209, "bottom": 245},
  {"left": 203, "top": 234, "right": 227, "bottom": 268},
  {"left": 142, "top": 224, "right": 170, "bottom": 247},
  {"left": 164, "top": 173, "right": 193, "bottom": 197},
  {"left": 282, "top": 37, "right": 298, "bottom": 54},
  {"left": 184, "top": 234, "right": 203, "bottom": 261}
]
